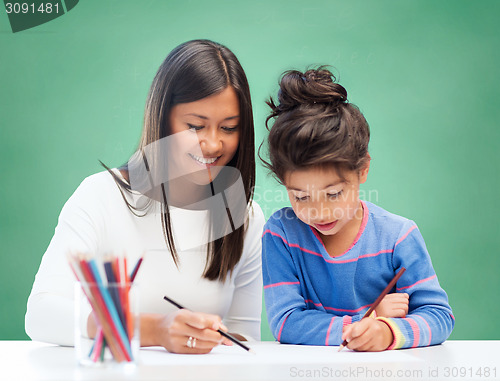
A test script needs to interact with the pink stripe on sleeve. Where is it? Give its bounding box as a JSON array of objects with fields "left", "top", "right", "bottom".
[
  {"left": 324, "top": 303, "right": 372, "bottom": 313},
  {"left": 264, "top": 281, "right": 300, "bottom": 289},
  {"left": 304, "top": 300, "right": 372, "bottom": 314},
  {"left": 325, "top": 316, "right": 336, "bottom": 345},
  {"left": 263, "top": 229, "right": 324, "bottom": 258},
  {"left": 397, "top": 274, "right": 436, "bottom": 291},
  {"left": 277, "top": 314, "right": 290, "bottom": 342},
  {"left": 395, "top": 225, "right": 418, "bottom": 247},
  {"left": 304, "top": 299, "right": 323, "bottom": 308},
  {"left": 405, "top": 318, "right": 420, "bottom": 348},
  {"left": 413, "top": 314, "right": 432, "bottom": 346},
  {"left": 343, "top": 315, "right": 352, "bottom": 328}
]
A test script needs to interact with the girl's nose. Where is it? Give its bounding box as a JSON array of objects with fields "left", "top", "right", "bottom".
[{"left": 309, "top": 202, "right": 332, "bottom": 221}]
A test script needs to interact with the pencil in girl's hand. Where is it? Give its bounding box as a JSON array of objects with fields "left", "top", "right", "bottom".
[
  {"left": 162, "top": 295, "right": 255, "bottom": 354},
  {"left": 338, "top": 267, "right": 406, "bottom": 352}
]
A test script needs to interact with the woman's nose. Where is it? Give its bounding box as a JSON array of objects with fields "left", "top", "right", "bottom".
[{"left": 200, "top": 128, "right": 222, "bottom": 155}]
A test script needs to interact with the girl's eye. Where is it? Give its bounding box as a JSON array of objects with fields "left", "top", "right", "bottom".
[
  {"left": 187, "top": 124, "right": 204, "bottom": 131},
  {"left": 327, "top": 191, "right": 343, "bottom": 199},
  {"left": 294, "top": 195, "right": 310, "bottom": 202}
]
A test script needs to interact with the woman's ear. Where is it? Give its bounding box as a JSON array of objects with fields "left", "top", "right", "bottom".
[{"left": 358, "top": 154, "right": 371, "bottom": 184}]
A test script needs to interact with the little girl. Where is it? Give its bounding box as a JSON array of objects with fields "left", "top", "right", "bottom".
[{"left": 261, "top": 68, "right": 454, "bottom": 351}]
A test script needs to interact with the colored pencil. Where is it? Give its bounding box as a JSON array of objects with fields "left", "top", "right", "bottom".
[
  {"left": 68, "top": 253, "right": 135, "bottom": 362},
  {"left": 130, "top": 257, "right": 143, "bottom": 282},
  {"left": 122, "top": 257, "right": 133, "bottom": 339},
  {"left": 338, "top": 267, "right": 406, "bottom": 352},
  {"left": 78, "top": 257, "right": 127, "bottom": 361},
  {"left": 88, "top": 258, "right": 132, "bottom": 360},
  {"left": 92, "top": 255, "right": 143, "bottom": 360},
  {"left": 104, "top": 259, "right": 126, "bottom": 331},
  {"left": 162, "top": 295, "right": 255, "bottom": 354},
  {"left": 91, "top": 327, "right": 104, "bottom": 362},
  {"left": 68, "top": 255, "right": 127, "bottom": 362}
]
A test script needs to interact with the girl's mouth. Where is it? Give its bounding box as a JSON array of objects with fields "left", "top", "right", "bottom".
[{"left": 314, "top": 220, "right": 338, "bottom": 232}]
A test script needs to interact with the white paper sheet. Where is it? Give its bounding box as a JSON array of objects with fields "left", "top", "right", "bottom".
[{"left": 139, "top": 341, "right": 421, "bottom": 366}]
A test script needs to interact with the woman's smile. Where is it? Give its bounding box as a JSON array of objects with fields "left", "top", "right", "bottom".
[{"left": 188, "top": 153, "right": 221, "bottom": 167}]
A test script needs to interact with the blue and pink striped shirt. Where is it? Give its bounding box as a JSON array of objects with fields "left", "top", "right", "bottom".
[{"left": 262, "top": 201, "right": 454, "bottom": 349}]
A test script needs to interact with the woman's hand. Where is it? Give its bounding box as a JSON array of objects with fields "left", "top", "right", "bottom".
[
  {"left": 375, "top": 292, "right": 409, "bottom": 318},
  {"left": 341, "top": 318, "right": 393, "bottom": 352},
  {"left": 142, "top": 310, "right": 232, "bottom": 354}
]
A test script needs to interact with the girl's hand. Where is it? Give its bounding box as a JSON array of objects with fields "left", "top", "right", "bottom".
[
  {"left": 144, "top": 310, "right": 232, "bottom": 354},
  {"left": 341, "top": 318, "right": 393, "bottom": 352},
  {"left": 375, "top": 293, "right": 409, "bottom": 318}
]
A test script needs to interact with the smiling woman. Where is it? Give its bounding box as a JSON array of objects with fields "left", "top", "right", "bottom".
[
  {"left": 25, "top": 40, "right": 265, "bottom": 355},
  {"left": 169, "top": 86, "right": 241, "bottom": 186}
]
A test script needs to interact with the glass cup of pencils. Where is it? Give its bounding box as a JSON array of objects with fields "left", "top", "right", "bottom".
[{"left": 72, "top": 255, "right": 141, "bottom": 366}]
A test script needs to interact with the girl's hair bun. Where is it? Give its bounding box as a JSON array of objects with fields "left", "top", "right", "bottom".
[
  {"left": 276, "top": 67, "right": 347, "bottom": 111},
  {"left": 262, "top": 65, "right": 370, "bottom": 184}
]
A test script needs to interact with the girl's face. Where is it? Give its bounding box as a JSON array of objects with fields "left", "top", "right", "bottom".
[
  {"left": 284, "top": 165, "right": 369, "bottom": 238},
  {"left": 168, "top": 86, "right": 240, "bottom": 185}
]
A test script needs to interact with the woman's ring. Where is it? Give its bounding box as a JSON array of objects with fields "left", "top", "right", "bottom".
[{"left": 187, "top": 336, "right": 196, "bottom": 348}]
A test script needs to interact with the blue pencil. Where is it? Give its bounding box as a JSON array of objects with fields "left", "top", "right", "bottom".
[{"left": 88, "top": 259, "right": 133, "bottom": 359}]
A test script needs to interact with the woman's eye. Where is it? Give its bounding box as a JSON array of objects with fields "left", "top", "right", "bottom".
[
  {"left": 187, "top": 124, "right": 204, "bottom": 131},
  {"left": 222, "top": 125, "right": 239, "bottom": 132}
]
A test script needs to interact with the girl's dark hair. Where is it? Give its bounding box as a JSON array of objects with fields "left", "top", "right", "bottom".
[
  {"left": 103, "top": 39, "right": 255, "bottom": 282},
  {"left": 260, "top": 67, "right": 370, "bottom": 183}
]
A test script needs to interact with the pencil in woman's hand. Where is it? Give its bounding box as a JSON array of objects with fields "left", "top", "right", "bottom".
[
  {"left": 338, "top": 267, "right": 406, "bottom": 352},
  {"left": 162, "top": 295, "right": 255, "bottom": 354}
]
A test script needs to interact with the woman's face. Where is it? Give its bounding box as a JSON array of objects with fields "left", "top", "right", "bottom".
[{"left": 168, "top": 86, "right": 240, "bottom": 186}]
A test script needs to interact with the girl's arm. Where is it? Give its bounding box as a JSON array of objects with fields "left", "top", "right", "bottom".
[
  {"left": 342, "top": 222, "right": 455, "bottom": 350},
  {"left": 262, "top": 224, "right": 371, "bottom": 346},
  {"left": 373, "top": 222, "right": 455, "bottom": 349}
]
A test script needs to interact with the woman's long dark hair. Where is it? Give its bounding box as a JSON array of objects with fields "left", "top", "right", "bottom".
[{"left": 104, "top": 40, "right": 255, "bottom": 282}]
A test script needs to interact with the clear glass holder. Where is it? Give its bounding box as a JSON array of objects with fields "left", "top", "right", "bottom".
[{"left": 74, "top": 281, "right": 140, "bottom": 367}]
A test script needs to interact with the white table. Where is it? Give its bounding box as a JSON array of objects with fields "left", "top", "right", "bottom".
[{"left": 1, "top": 340, "right": 499, "bottom": 381}]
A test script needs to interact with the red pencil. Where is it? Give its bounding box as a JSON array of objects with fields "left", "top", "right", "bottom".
[
  {"left": 338, "top": 267, "right": 406, "bottom": 351},
  {"left": 130, "top": 257, "right": 143, "bottom": 282}
]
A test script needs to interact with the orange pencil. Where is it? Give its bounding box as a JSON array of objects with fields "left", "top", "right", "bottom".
[{"left": 123, "top": 257, "right": 133, "bottom": 339}]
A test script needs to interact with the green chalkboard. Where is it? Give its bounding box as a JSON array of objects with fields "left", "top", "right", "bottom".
[{"left": 1, "top": 0, "right": 499, "bottom": 342}]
